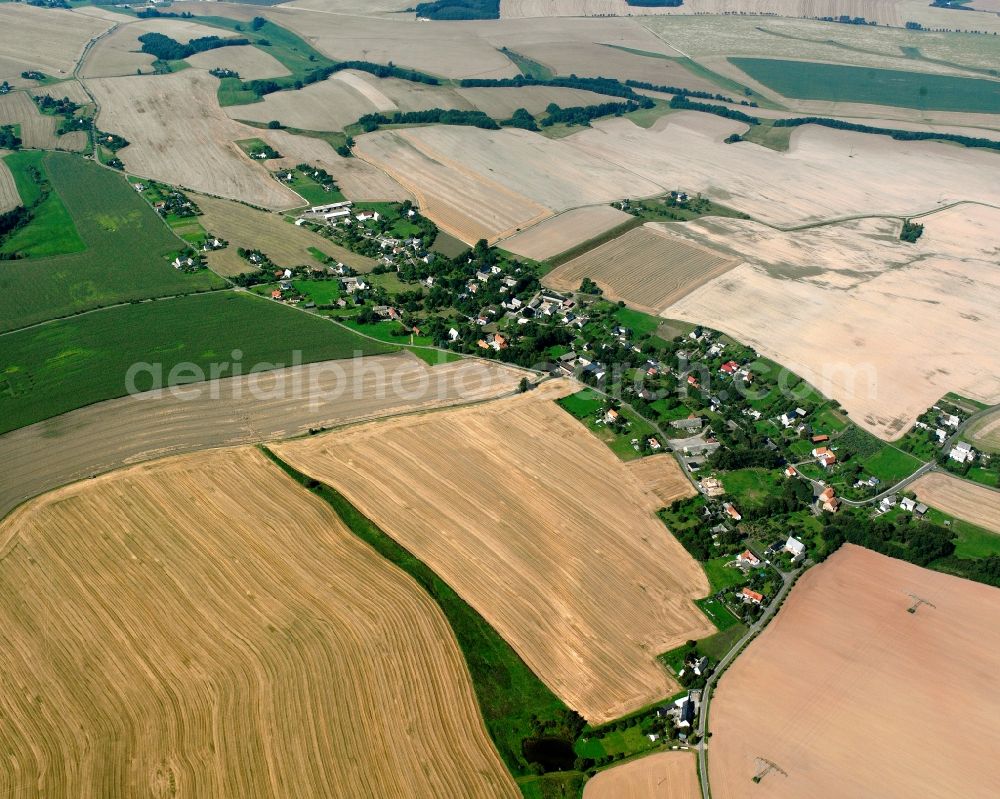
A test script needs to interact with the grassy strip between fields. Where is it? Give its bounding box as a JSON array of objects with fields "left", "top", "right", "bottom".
[{"left": 259, "top": 447, "right": 579, "bottom": 793}]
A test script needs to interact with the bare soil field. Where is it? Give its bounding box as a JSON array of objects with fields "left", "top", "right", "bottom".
[
  {"left": 274, "top": 381, "right": 714, "bottom": 723},
  {"left": 0, "top": 155, "right": 19, "bottom": 214},
  {"left": 709, "top": 543, "right": 1000, "bottom": 799},
  {"left": 660, "top": 206, "right": 1000, "bottom": 438},
  {"left": 263, "top": 129, "right": 414, "bottom": 202},
  {"left": 0, "top": 447, "right": 517, "bottom": 799},
  {"left": 87, "top": 71, "right": 302, "bottom": 209},
  {"left": 0, "top": 351, "right": 526, "bottom": 523},
  {"left": 194, "top": 193, "right": 375, "bottom": 274},
  {"left": 186, "top": 44, "right": 291, "bottom": 80},
  {"left": 501, "top": 205, "right": 633, "bottom": 260},
  {"left": 546, "top": 224, "right": 740, "bottom": 314},
  {"left": 0, "top": 92, "right": 84, "bottom": 152},
  {"left": 565, "top": 113, "right": 1000, "bottom": 227},
  {"left": 354, "top": 126, "right": 660, "bottom": 243},
  {"left": 966, "top": 409, "right": 1000, "bottom": 454},
  {"left": 583, "top": 751, "right": 700, "bottom": 799},
  {"left": 0, "top": 5, "right": 110, "bottom": 84},
  {"left": 626, "top": 453, "right": 699, "bottom": 511},
  {"left": 910, "top": 472, "right": 1000, "bottom": 534}
]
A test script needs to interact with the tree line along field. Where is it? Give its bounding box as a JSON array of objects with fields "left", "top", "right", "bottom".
[
  {"left": 0, "top": 291, "right": 395, "bottom": 436},
  {"left": 274, "top": 381, "right": 715, "bottom": 725},
  {"left": 0, "top": 152, "right": 225, "bottom": 333},
  {"left": 0, "top": 447, "right": 518, "bottom": 799},
  {"left": 729, "top": 58, "right": 1000, "bottom": 114}
]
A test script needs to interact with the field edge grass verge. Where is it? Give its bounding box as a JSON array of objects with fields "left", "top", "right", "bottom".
[{"left": 259, "top": 447, "right": 586, "bottom": 797}]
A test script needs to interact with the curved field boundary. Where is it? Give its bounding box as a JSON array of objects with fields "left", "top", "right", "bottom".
[
  {"left": 0, "top": 447, "right": 518, "bottom": 798},
  {"left": 274, "top": 381, "right": 714, "bottom": 724}
]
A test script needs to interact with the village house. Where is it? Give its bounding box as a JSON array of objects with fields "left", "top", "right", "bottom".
[
  {"left": 700, "top": 477, "right": 725, "bottom": 497},
  {"left": 604, "top": 408, "right": 620, "bottom": 425},
  {"left": 818, "top": 486, "right": 840, "bottom": 513},
  {"left": 740, "top": 587, "right": 764, "bottom": 605},
  {"left": 785, "top": 536, "right": 806, "bottom": 560},
  {"left": 900, "top": 497, "right": 917, "bottom": 513},
  {"left": 737, "top": 549, "right": 761, "bottom": 568},
  {"left": 355, "top": 210, "right": 380, "bottom": 222},
  {"left": 812, "top": 446, "right": 837, "bottom": 468},
  {"left": 648, "top": 437, "right": 661, "bottom": 452},
  {"left": 672, "top": 415, "right": 704, "bottom": 432},
  {"left": 784, "top": 465, "right": 797, "bottom": 478},
  {"left": 719, "top": 360, "right": 739, "bottom": 375},
  {"left": 950, "top": 441, "right": 976, "bottom": 464},
  {"left": 724, "top": 502, "right": 742, "bottom": 522}
]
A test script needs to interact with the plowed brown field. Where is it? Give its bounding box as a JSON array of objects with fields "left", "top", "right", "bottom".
[
  {"left": 274, "top": 381, "right": 713, "bottom": 723},
  {"left": 709, "top": 544, "right": 1000, "bottom": 799},
  {"left": 545, "top": 224, "right": 740, "bottom": 313},
  {"left": 0, "top": 447, "right": 518, "bottom": 799}
]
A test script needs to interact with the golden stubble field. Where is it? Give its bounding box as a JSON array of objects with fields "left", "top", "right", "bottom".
[
  {"left": 274, "top": 381, "right": 714, "bottom": 724},
  {"left": 0, "top": 92, "right": 86, "bottom": 152},
  {"left": 0, "top": 154, "right": 19, "bottom": 213},
  {"left": 0, "top": 447, "right": 518, "bottom": 798},
  {"left": 87, "top": 70, "right": 302, "bottom": 210},
  {"left": 0, "top": 352, "right": 527, "bottom": 521},
  {"left": 625, "top": 453, "right": 699, "bottom": 511},
  {"left": 193, "top": 193, "right": 375, "bottom": 274},
  {"left": 966, "top": 408, "right": 1000, "bottom": 454},
  {"left": 545, "top": 224, "right": 740, "bottom": 314},
  {"left": 709, "top": 544, "right": 1000, "bottom": 799},
  {"left": 910, "top": 471, "right": 1000, "bottom": 535},
  {"left": 583, "top": 751, "right": 700, "bottom": 799},
  {"left": 500, "top": 205, "right": 633, "bottom": 261},
  {"left": 658, "top": 206, "right": 1000, "bottom": 439},
  {"left": 354, "top": 126, "right": 660, "bottom": 243}
]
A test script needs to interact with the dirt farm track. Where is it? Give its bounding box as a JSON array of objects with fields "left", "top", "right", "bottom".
[
  {"left": 0, "top": 447, "right": 517, "bottom": 798},
  {"left": 708, "top": 544, "right": 1000, "bottom": 799}
]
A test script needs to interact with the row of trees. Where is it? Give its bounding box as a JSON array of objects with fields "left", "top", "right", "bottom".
[{"left": 137, "top": 32, "right": 249, "bottom": 62}]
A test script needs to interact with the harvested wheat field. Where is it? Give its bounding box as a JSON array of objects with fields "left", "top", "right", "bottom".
[
  {"left": 31, "top": 80, "right": 92, "bottom": 107},
  {"left": 625, "top": 454, "right": 698, "bottom": 512},
  {"left": 546, "top": 225, "right": 740, "bottom": 314},
  {"left": 0, "top": 92, "right": 83, "bottom": 151},
  {"left": 910, "top": 472, "right": 1000, "bottom": 535},
  {"left": 354, "top": 126, "right": 659, "bottom": 243},
  {"left": 185, "top": 44, "right": 290, "bottom": 80},
  {"left": 0, "top": 4, "right": 110, "bottom": 83},
  {"left": 500, "top": 205, "right": 633, "bottom": 260},
  {"left": 709, "top": 544, "right": 1000, "bottom": 799},
  {"left": 565, "top": 113, "right": 1000, "bottom": 226},
  {"left": 662, "top": 206, "right": 1000, "bottom": 438},
  {"left": 0, "top": 352, "right": 526, "bottom": 521},
  {"left": 262, "top": 128, "right": 414, "bottom": 202},
  {"left": 0, "top": 447, "right": 517, "bottom": 799},
  {"left": 270, "top": 7, "right": 520, "bottom": 80},
  {"left": 0, "top": 155, "right": 19, "bottom": 214},
  {"left": 194, "top": 193, "right": 374, "bottom": 274},
  {"left": 583, "top": 751, "right": 700, "bottom": 799},
  {"left": 88, "top": 71, "right": 301, "bottom": 209},
  {"left": 274, "top": 381, "right": 714, "bottom": 723},
  {"left": 967, "top": 409, "right": 1000, "bottom": 454}
]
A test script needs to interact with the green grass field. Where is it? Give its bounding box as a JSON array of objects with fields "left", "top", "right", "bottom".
[
  {"left": 0, "top": 292, "right": 395, "bottom": 434},
  {"left": 0, "top": 152, "right": 223, "bottom": 333},
  {"left": 860, "top": 445, "right": 924, "bottom": 485},
  {"left": 695, "top": 595, "right": 742, "bottom": 631},
  {"left": 730, "top": 57, "right": 1000, "bottom": 113},
  {"left": 1, "top": 150, "right": 84, "bottom": 257},
  {"left": 702, "top": 555, "right": 749, "bottom": 593},
  {"left": 718, "top": 468, "right": 784, "bottom": 507}
]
